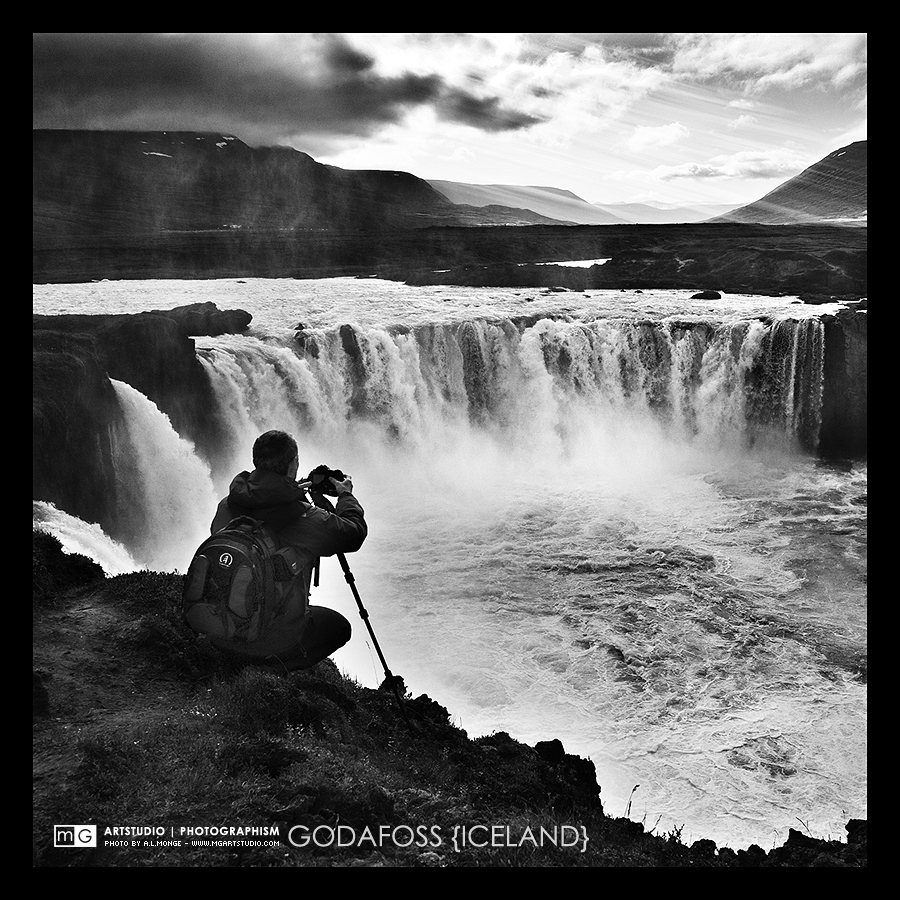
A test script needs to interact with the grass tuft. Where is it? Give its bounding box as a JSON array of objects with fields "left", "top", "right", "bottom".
[{"left": 209, "top": 669, "right": 350, "bottom": 737}]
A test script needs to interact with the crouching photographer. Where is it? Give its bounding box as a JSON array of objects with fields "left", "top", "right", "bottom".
[{"left": 200, "top": 429, "right": 367, "bottom": 673}]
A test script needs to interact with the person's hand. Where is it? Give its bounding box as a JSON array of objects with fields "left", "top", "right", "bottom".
[{"left": 330, "top": 475, "right": 353, "bottom": 495}]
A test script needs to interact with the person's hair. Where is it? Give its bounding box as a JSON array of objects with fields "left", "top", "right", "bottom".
[{"left": 252, "top": 430, "right": 298, "bottom": 476}]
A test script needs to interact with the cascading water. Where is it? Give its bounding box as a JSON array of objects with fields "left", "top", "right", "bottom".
[
  {"left": 33, "top": 501, "right": 139, "bottom": 576},
  {"left": 32, "top": 279, "right": 866, "bottom": 851},
  {"left": 108, "top": 379, "right": 220, "bottom": 572},
  {"left": 201, "top": 316, "right": 825, "bottom": 453}
]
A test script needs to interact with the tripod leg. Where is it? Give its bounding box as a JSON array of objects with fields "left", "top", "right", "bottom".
[{"left": 337, "top": 553, "right": 414, "bottom": 734}]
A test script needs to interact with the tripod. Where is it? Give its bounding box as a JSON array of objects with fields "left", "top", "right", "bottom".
[{"left": 336, "top": 552, "right": 414, "bottom": 734}]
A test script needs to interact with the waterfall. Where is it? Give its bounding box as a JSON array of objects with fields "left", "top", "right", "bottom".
[
  {"left": 33, "top": 501, "right": 140, "bottom": 576},
  {"left": 37, "top": 315, "right": 825, "bottom": 578},
  {"left": 197, "top": 316, "right": 828, "bottom": 461},
  {"left": 108, "top": 380, "right": 219, "bottom": 572}
]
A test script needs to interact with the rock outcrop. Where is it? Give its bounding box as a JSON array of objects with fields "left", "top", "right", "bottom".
[
  {"left": 820, "top": 306, "right": 868, "bottom": 458},
  {"left": 33, "top": 327, "right": 124, "bottom": 529},
  {"left": 32, "top": 303, "right": 251, "bottom": 532}
]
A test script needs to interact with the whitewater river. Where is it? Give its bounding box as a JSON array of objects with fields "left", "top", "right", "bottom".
[{"left": 33, "top": 276, "right": 866, "bottom": 851}]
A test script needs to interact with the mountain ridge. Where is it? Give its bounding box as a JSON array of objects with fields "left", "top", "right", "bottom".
[
  {"left": 595, "top": 201, "right": 739, "bottom": 225},
  {"left": 427, "top": 179, "right": 746, "bottom": 225},
  {"left": 711, "top": 141, "right": 867, "bottom": 225},
  {"left": 32, "top": 129, "right": 566, "bottom": 246},
  {"left": 427, "top": 180, "right": 623, "bottom": 224}
]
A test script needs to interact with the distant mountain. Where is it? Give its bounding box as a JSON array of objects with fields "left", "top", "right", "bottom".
[
  {"left": 426, "top": 181, "right": 742, "bottom": 224},
  {"left": 428, "top": 180, "right": 625, "bottom": 225},
  {"left": 711, "top": 141, "right": 867, "bottom": 224},
  {"left": 592, "top": 201, "right": 740, "bottom": 225},
  {"left": 32, "top": 130, "right": 564, "bottom": 247}
]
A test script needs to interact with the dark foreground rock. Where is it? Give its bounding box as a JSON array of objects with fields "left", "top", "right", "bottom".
[{"left": 32, "top": 533, "right": 865, "bottom": 867}]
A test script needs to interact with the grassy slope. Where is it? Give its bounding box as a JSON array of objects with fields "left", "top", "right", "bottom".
[{"left": 32, "top": 535, "right": 866, "bottom": 868}]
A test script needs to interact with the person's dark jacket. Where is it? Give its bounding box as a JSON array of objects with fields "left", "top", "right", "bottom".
[{"left": 208, "top": 468, "right": 367, "bottom": 655}]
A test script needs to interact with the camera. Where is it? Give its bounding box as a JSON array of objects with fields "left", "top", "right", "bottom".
[{"left": 305, "top": 464, "right": 348, "bottom": 496}]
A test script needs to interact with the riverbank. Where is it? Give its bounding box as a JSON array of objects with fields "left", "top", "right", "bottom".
[
  {"left": 33, "top": 532, "right": 866, "bottom": 867},
  {"left": 32, "top": 223, "right": 866, "bottom": 299}
]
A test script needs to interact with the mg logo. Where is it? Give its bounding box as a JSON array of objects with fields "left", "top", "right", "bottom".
[
  {"left": 54, "top": 825, "right": 97, "bottom": 847},
  {"left": 219, "top": 552, "right": 234, "bottom": 567}
]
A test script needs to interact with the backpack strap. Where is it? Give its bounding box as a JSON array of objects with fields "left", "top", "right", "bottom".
[
  {"left": 225, "top": 496, "right": 311, "bottom": 533},
  {"left": 223, "top": 515, "right": 279, "bottom": 552}
]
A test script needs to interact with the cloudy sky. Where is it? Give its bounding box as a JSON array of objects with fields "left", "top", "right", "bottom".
[{"left": 33, "top": 33, "right": 867, "bottom": 206}]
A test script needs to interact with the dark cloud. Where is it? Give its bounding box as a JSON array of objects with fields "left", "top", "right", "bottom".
[
  {"left": 438, "top": 89, "right": 542, "bottom": 132},
  {"left": 32, "top": 33, "right": 541, "bottom": 148},
  {"left": 320, "top": 36, "right": 376, "bottom": 76}
]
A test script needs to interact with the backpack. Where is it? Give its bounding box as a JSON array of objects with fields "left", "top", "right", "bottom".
[{"left": 182, "top": 516, "right": 306, "bottom": 644}]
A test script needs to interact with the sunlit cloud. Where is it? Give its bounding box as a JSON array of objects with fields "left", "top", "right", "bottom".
[
  {"left": 650, "top": 148, "right": 811, "bottom": 181},
  {"left": 666, "top": 33, "right": 867, "bottom": 93},
  {"left": 625, "top": 122, "right": 689, "bottom": 152},
  {"left": 727, "top": 114, "right": 758, "bottom": 130}
]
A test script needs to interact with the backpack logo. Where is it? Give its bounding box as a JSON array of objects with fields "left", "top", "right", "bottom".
[{"left": 219, "top": 552, "right": 233, "bottom": 567}]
